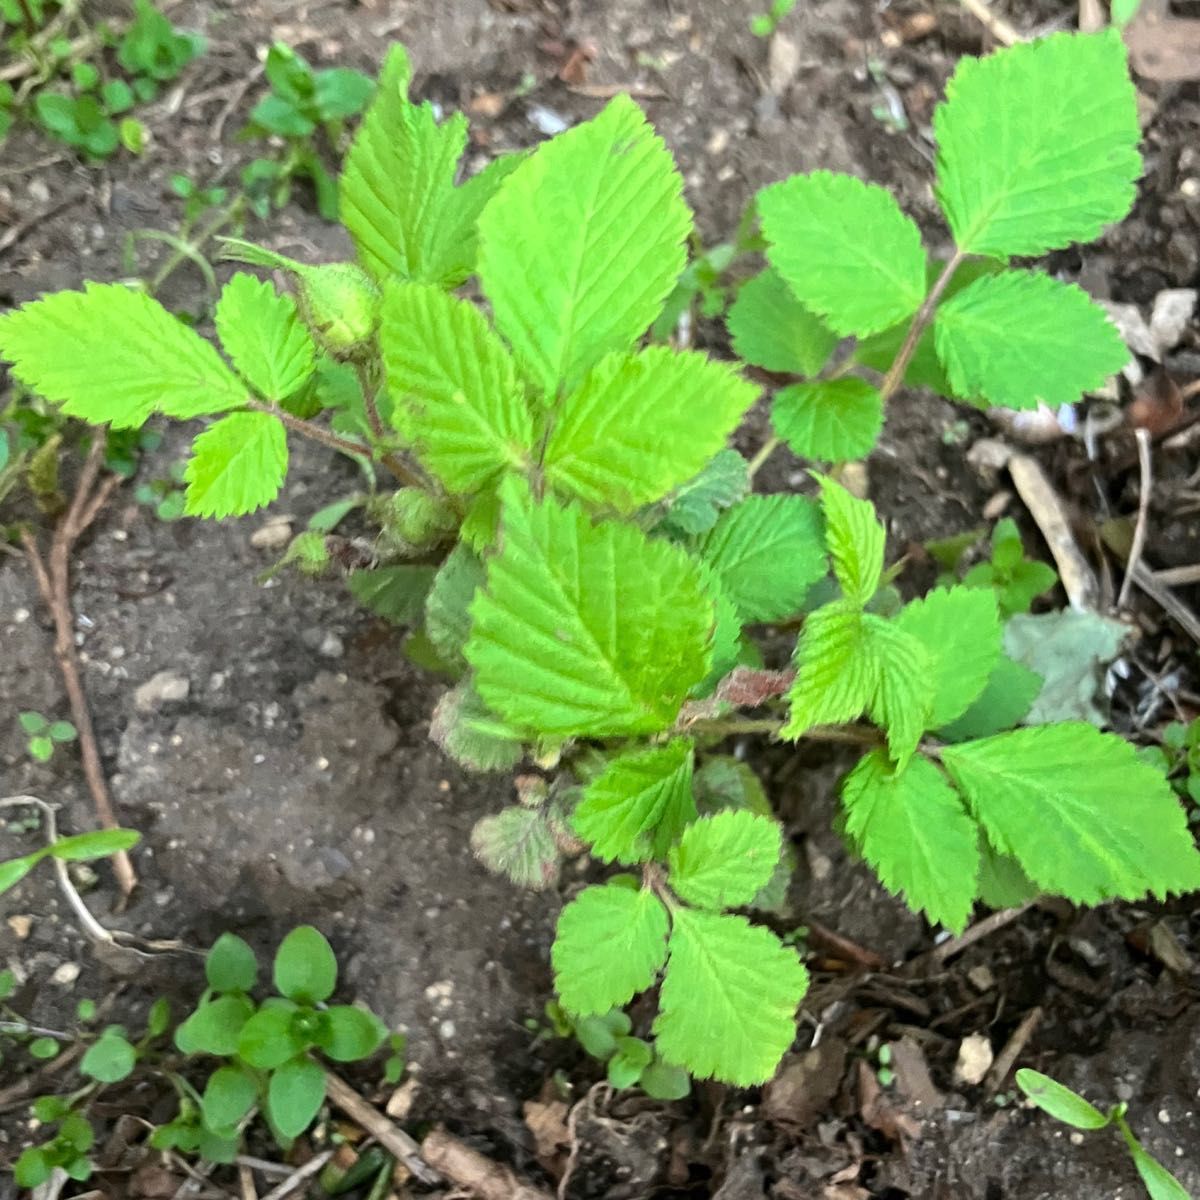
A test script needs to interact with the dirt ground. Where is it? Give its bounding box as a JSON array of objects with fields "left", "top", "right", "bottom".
[{"left": 2, "top": 1, "right": 1200, "bottom": 1197}]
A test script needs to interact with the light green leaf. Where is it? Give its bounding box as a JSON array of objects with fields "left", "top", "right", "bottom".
[
  {"left": 1124, "top": 1132, "right": 1192, "bottom": 1200},
  {"left": 340, "top": 46, "right": 519, "bottom": 286},
  {"left": 206, "top": 933, "right": 258, "bottom": 994},
  {"left": 942, "top": 723, "right": 1200, "bottom": 904},
  {"left": 572, "top": 740, "right": 695, "bottom": 863},
  {"left": 819, "top": 475, "right": 885, "bottom": 607},
  {"left": 348, "top": 565, "right": 436, "bottom": 625},
  {"left": 654, "top": 909, "right": 807, "bottom": 1085},
  {"left": 726, "top": 267, "right": 836, "bottom": 376},
  {"left": 380, "top": 282, "right": 534, "bottom": 493},
  {"left": 202, "top": 1065, "right": 258, "bottom": 1133},
  {"left": 0, "top": 283, "right": 245, "bottom": 428},
  {"left": 758, "top": 170, "right": 926, "bottom": 337},
  {"left": 866, "top": 618, "right": 932, "bottom": 767},
  {"left": 215, "top": 273, "right": 316, "bottom": 402},
  {"left": 938, "top": 656, "right": 1043, "bottom": 742},
  {"left": 425, "top": 546, "right": 485, "bottom": 673},
  {"left": 466, "top": 482, "right": 713, "bottom": 736},
  {"left": 478, "top": 94, "right": 691, "bottom": 397},
  {"left": 607, "top": 1036, "right": 653, "bottom": 1089},
  {"left": 1015, "top": 1069, "right": 1109, "bottom": 1130},
  {"left": 658, "top": 450, "right": 749, "bottom": 538},
  {"left": 176, "top": 995, "right": 254, "bottom": 1057},
  {"left": 236, "top": 1007, "right": 307, "bottom": 1069},
  {"left": 543, "top": 347, "right": 757, "bottom": 513},
  {"left": 668, "top": 810, "right": 782, "bottom": 911},
  {"left": 184, "top": 412, "right": 288, "bottom": 519},
  {"left": 47, "top": 828, "right": 140, "bottom": 862},
  {"left": 640, "top": 1059, "right": 691, "bottom": 1100},
  {"left": 934, "top": 31, "right": 1141, "bottom": 257},
  {"left": 267, "top": 1055, "right": 325, "bottom": 1138},
  {"left": 698, "top": 494, "right": 826, "bottom": 623},
  {"left": 315, "top": 1006, "right": 386, "bottom": 1062},
  {"left": 782, "top": 601, "right": 876, "bottom": 738},
  {"left": 81, "top": 1028, "right": 137, "bottom": 1083},
  {"left": 841, "top": 750, "right": 979, "bottom": 932},
  {"left": 934, "top": 271, "right": 1128, "bottom": 411},
  {"left": 894, "top": 586, "right": 1001, "bottom": 727},
  {"left": 552, "top": 883, "right": 669, "bottom": 1015},
  {"left": 771, "top": 379, "right": 883, "bottom": 463},
  {"left": 274, "top": 926, "right": 337, "bottom": 1004}
]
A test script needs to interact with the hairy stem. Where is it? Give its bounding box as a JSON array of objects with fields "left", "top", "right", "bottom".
[
  {"left": 878, "top": 249, "right": 967, "bottom": 404},
  {"left": 687, "top": 716, "right": 883, "bottom": 748},
  {"left": 747, "top": 436, "right": 780, "bottom": 481}
]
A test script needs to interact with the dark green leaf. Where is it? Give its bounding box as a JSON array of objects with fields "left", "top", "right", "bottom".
[
  {"left": 202, "top": 1065, "right": 258, "bottom": 1133},
  {"left": 266, "top": 1055, "right": 326, "bottom": 1138},
  {"left": 237, "top": 1005, "right": 307, "bottom": 1069},
  {"left": 315, "top": 1006, "right": 386, "bottom": 1062},
  {"left": 348, "top": 566, "right": 436, "bottom": 625}
]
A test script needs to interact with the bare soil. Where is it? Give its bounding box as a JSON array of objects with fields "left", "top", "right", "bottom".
[{"left": 3, "top": 1, "right": 1200, "bottom": 1197}]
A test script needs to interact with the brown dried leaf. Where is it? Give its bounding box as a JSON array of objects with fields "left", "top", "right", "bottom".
[{"left": 763, "top": 1038, "right": 848, "bottom": 1130}]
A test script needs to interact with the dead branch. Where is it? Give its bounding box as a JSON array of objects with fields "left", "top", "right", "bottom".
[{"left": 422, "top": 1129, "right": 555, "bottom": 1200}]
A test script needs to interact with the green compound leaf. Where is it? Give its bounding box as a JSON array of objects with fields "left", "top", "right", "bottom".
[
  {"left": 698, "top": 494, "right": 826, "bottom": 623},
  {"left": 942, "top": 723, "right": 1200, "bottom": 904},
  {"left": 340, "top": 46, "right": 520, "bottom": 286},
  {"left": 274, "top": 926, "right": 337, "bottom": 1004},
  {"left": 819, "top": 475, "right": 885, "bottom": 607},
  {"left": 894, "top": 586, "right": 1001, "bottom": 728},
  {"left": 771, "top": 379, "right": 884, "bottom": 464},
  {"left": 934, "top": 31, "right": 1141, "bottom": 258},
  {"left": 726, "top": 267, "right": 836, "bottom": 376},
  {"left": 0, "top": 283, "right": 245, "bottom": 428},
  {"left": 668, "top": 810, "right": 782, "bottom": 911},
  {"left": 939, "top": 654, "right": 1043, "bottom": 742},
  {"left": 425, "top": 545, "right": 486, "bottom": 673},
  {"left": 1015, "top": 1069, "right": 1109, "bottom": 1130},
  {"left": 466, "top": 482, "right": 713, "bottom": 736},
  {"left": 934, "top": 271, "right": 1128, "bottom": 411},
  {"left": 206, "top": 932, "right": 258, "bottom": 994},
  {"left": 478, "top": 94, "right": 691, "bottom": 398},
  {"left": 758, "top": 170, "right": 926, "bottom": 337},
  {"left": 81, "top": 1028, "right": 137, "bottom": 1083},
  {"left": 658, "top": 449, "right": 749, "bottom": 538},
  {"left": 841, "top": 750, "right": 979, "bottom": 932},
  {"left": 553, "top": 883, "right": 669, "bottom": 1015},
  {"left": 380, "top": 281, "right": 534, "bottom": 493},
  {"left": 543, "top": 347, "right": 758, "bottom": 513},
  {"left": 202, "top": 1065, "right": 258, "bottom": 1134},
  {"left": 267, "top": 1055, "right": 326, "bottom": 1139},
  {"left": 215, "top": 273, "right": 316, "bottom": 402},
  {"left": 572, "top": 740, "right": 696, "bottom": 863},
  {"left": 184, "top": 412, "right": 288, "bottom": 519},
  {"left": 654, "top": 909, "right": 807, "bottom": 1086}
]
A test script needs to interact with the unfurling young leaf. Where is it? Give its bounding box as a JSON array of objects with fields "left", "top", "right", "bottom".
[
  {"left": 572, "top": 740, "right": 696, "bottom": 863},
  {"left": 466, "top": 481, "right": 714, "bottom": 736},
  {"left": 771, "top": 378, "right": 884, "bottom": 464},
  {"left": 726, "top": 268, "right": 836, "bottom": 376},
  {"left": 215, "top": 273, "right": 316, "bottom": 402},
  {"left": 667, "top": 810, "right": 782, "bottom": 911},
  {"left": 471, "top": 805, "right": 561, "bottom": 889},
  {"left": 478, "top": 94, "right": 691, "bottom": 398},
  {"left": 818, "top": 475, "right": 884, "bottom": 608},
  {"left": 184, "top": 412, "right": 288, "bottom": 518}
]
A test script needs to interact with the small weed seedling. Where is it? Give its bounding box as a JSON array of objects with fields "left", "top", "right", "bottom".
[
  {"left": 2, "top": 31, "right": 1198, "bottom": 1093},
  {"left": 1016, "top": 1069, "right": 1191, "bottom": 1200},
  {"left": 750, "top": 0, "right": 798, "bottom": 38},
  {"left": 0, "top": 825, "right": 137, "bottom": 894},
  {"left": 17, "top": 709, "right": 77, "bottom": 762}
]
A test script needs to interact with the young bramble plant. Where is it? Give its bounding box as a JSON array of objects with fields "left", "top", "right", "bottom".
[
  {"left": 1016, "top": 1069, "right": 1191, "bottom": 1200},
  {"left": 1, "top": 32, "right": 1198, "bottom": 1092}
]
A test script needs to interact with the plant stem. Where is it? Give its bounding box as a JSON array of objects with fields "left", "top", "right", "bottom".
[
  {"left": 244, "top": 399, "right": 367, "bottom": 459},
  {"left": 878, "top": 249, "right": 966, "bottom": 404},
  {"left": 147, "top": 196, "right": 245, "bottom": 296},
  {"left": 687, "top": 716, "right": 883, "bottom": 748},
  {"left": 747, "top": 436, "right": 780, "bottom": 481}
]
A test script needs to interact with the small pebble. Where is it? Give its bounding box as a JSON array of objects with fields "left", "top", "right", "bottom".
[
  {"left": 134, "top": 670, "right": 190, "bottom": 712},
  {"left": 51, "top": 962, "right": 81, "bottom": 987},
  {"left": 6, "top": 915, "right": 33, "bottom": 940}
]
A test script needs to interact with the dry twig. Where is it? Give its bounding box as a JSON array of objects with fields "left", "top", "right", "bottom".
[
  {"left": 957, "top": 0, "right": 1022, "bottom": 44},
  {"left": 1117, "top": 429, "right": 1153, "bottom": 611},
  {"left": 423, "top": 1129, "right": 555, "bottom": 1200},
  {"left": 258, "top": 1151, "right": 332, "bottom": 1200},
  {"left": 986, "top": 1005, "right": 1043, "bottom": 1094},
  {"left": 20, "top": 438, "right": 135, "bottom": 896},
  {"left": 922, "top": 903, "right": 1035, "bottom": 969}
]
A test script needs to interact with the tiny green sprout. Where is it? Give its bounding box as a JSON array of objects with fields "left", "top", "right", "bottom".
[
  {"left": 1016, "top": 1069, "right": 1191, "bottom": 1200},
  {"left": 1, "top": 827, "right": 141, "bottom": 898},
  {"left": 80, "top": 1026, "right": 137, "bottom": 1083},
  {"left": 18, "top": 710, "right": 77, "bottom": 762},
  {"left": 962, "top": 518, "right": 1058, "bottom": 617},
  {"left": 750, "top": 0, "right": 797, "bottom": 37},
  {"left": 14, "top": 1111, "right": 94, "bottom": 1189},
  {"left": 217, "top": 238, "right": 381, "bottom": 357}
]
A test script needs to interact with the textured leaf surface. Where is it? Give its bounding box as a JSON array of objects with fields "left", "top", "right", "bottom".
[
  {"left": 572, "top": 741, "right": 695, "bottom": 863},
  {"left": 938, "top": 656, "right": 1043, "bottom": 741},
  {"left": 381, "top": 282, "right": 533, "bottom": 493},
  {"left": 783, "top": 602, "right": 876, "bottom": 737},
  {"left": 668, "top": 810, "right": 782, "bottom": 911},
  {"left": 865, "top": 617, "right": 932, "bottom": 767},
  {"left": 655, "top": 909, "right": 807, "bottom": 1085},
  {"left": 772, "top": 379, "right": 883, "bottom": 463},
  {"left": 0, "top": 283, "right": 245, "bottom": 427},
  {"left": 726, "top": 267, "right": 836, "bottom": 376},
  {"left": 934, "top": 31, "right": 1141, "bottom": 257},
  {"left": 215, "top": 274, "right": 315, "bottom": 402},
  {"left": 934, "top": 271, "right": 1128, "bottom": 410},
  {"left": 820, "top": 476, "right": 885, "bottom": 607},
  {"left": 425, "top": 545, "right": 485, "bottom": 672},
  {"left": 478, "top": 95, "right": 690, "bottom": 397},
  {"left": 470, "top": 806, "right": 560, "bottom": 890},
  {"left": 659, "top": 450, "right": 749, "bottom": 537},
  {"left": 698, "top": 495, "right": 826, "bottom": 622},
  {"left": 758, "top": 171, "right": 926, "bottom": 336},
  {"left": 429, "top": 683, "right": 524, "bottom": 772},
  {"left": 543, "top": 347, "right": 757, "bottom": 513},
  {"left": 842, "top": 750, "right": 979, "bottom": 931},
  {"left": 553, "top": 883, "right": 669, "bottom": 1014},
  {"left": 184, "top": 413, "right": 288, "bottom": 518},
  {"left": 467, "top": 484, "right": 713, "bottom": 735},
  {"left": 942, "top": 724, "right": 1200, "bottom": 903},
  {"left": 348, "top": 565, "right": 436, "bottom": 625},
  {"left": 895, "top": 587, "right": 1001, "bottom": 727},
  {"left": 340, "top": 46, "right": 516, "bottom": 285}
]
